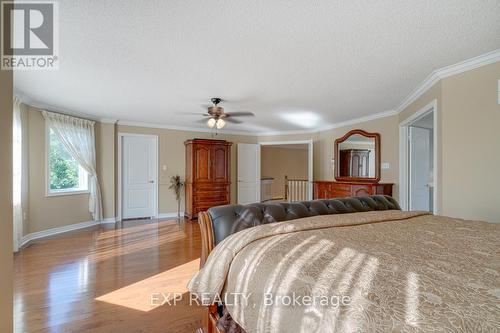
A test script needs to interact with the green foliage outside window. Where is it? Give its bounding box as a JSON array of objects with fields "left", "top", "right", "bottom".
[{"left": 49, "top": 129, "right": 79, "bottom": 190}]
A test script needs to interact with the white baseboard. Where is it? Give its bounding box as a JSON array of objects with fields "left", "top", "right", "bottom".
[
  {"left": 158, "top": 212, "right": 185, "bottom": 219},
  {"left": 20, "top": 220, "right": 100, "bottom": 248},
  {"left": 20, "top": 217, "right": 119, "bottom": 248},
  {"left": 19, "top": 213, "right": 184, "bottom": 248},
  {"left": 101, "top": 217, "right": 118, "bottom": 224}
]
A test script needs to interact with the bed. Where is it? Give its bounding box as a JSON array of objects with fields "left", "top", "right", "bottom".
[{"left": 188, "top": 196, "right": 500, "bottom": 333}]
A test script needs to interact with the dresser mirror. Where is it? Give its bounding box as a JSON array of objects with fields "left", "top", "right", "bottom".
[{"left": 334, "top": 129, "right": 380, "bottom": 183}]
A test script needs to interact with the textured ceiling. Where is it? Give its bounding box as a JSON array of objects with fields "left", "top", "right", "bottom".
[{"left": 13, "top": 0, "right": 500, "bottom": 133}]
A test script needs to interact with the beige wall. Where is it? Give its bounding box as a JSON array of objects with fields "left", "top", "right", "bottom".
[
  {"left": 96, "top": 122, "right": 116, "bottom": 219},
  {"left": 116, "top": 125, "right": 257, "bottom": 213},
  {"left": 400, "top": 61, "right": 500, "bottom": 223},
  {"left": 258, "top": 115, "right": 400, "bottom": 197},
  {"left": 261, "top": 147, "right": 308, "bottom": 198},
  {"left": 21, "top": 61, "right": 500, "bottom": 236},
  {"left": 27, "top": 108, "right": 93, "bottom": 232},
  {"left": 440, "top": 62, "right": 500, "bottom": 222},
  {"left": 26, "top": 108, "right": 116, "bottom": 233},
  {"left": 0, "top": 59, "right": 14, "bottom": 332}
]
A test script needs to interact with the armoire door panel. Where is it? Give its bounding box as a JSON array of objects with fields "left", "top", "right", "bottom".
[
  {"left": 194, "top": 145, "right": 211, "bottom": 182},
  {"left": 212, "top": 146, "right": 229, "bottom": 181}
]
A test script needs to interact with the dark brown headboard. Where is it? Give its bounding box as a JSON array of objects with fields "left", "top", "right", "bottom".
[{"left": 198, "top": 195, "right": 400, "bottom": 267}]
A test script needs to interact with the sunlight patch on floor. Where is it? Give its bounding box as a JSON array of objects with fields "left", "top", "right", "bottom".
[{"left": 95, "top": 259, "right": 199, "bottom": 312}]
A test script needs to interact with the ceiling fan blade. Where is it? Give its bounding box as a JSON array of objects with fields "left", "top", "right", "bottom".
[
  {"left": 196, "top": 118, "right": 209, "bottom": 124},
  {"left": 224, "top": 117, "right": 242, "bottom": 124},
  {"left": 225, "top": 111, "right": 255, "bottom": 117},
  {"left": 180, "top": 112, "right": 210, "bottom": 116}
]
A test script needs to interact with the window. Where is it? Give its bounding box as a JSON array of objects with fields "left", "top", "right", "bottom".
[{"left": 47, "top": 127, "right": 89, "bottom": 195}]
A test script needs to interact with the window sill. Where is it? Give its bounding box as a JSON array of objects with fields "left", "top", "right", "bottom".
[{"left": 46, "top": 190, "right": 90, "bottom": 197}]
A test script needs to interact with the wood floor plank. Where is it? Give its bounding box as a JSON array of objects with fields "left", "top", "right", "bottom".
[{"left": 14, "top": 219, "right": 203, "bottom": 333}]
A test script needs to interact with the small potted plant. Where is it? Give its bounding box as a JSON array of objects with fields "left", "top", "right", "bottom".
[{"left": 169, "top": 175, "right": 185, "bottom": 222}]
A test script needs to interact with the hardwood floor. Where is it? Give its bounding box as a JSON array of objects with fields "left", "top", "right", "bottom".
[{"left": 14, "top": 218, "right": 204, "bottom": 333}]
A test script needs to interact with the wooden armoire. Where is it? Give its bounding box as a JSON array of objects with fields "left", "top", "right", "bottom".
[
  {"left": 339, "top": 149, "right": 371, "bottom": 178},
  {"left": 184, "top": 139, "right": 232, "bottom": 220}
]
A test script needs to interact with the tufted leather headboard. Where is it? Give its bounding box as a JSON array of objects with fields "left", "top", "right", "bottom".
[{"left": 206, "top": 195, "right": 400, "bottom": 246}]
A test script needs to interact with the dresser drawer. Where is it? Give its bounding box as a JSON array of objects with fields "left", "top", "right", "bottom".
[
  {"left": 332, "top": 183, "right": 352, "bottom": 192},
  {"left": 195, "top": 183, "right": 229, "bottom": 191},
  {"left": 331, "top": 190, "right": 351, "bottom": 198},
  {"left": 193, "top": 190, "right": 229, "bottom": 202}
]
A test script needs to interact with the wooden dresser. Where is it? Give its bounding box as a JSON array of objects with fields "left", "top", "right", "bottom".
[
  {"left": 313, "top": 181, "right": 393, "bottom": 199},
  {"left": 185, "top": 139, "right": 232, "bottom": 220}
]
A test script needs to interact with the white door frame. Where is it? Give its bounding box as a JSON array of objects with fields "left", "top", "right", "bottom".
[
  {"left": 399, "top": 99, "right": 438, "bottom": 214},
  {"left": 258, "top": 139, "right": 314, "bottom": 200},
  {"left": 117, "top": 133, "right": 159, "bottom": 221},
  {"left": 237, "top": 143, "right": 261, "bottom": 204}
]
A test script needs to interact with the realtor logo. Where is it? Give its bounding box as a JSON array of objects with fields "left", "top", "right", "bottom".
[{"left": 1, "top": 1, "right": 58, "bottom": 70}]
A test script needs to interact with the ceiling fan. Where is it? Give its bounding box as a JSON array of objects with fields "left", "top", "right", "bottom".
[{"left": 200, "top": 98, "right": 255, "bottom": 130}]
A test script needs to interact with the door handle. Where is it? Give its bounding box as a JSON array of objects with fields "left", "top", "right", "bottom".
[{"left": 149, "top": 180, "right": 154, "bottom": 183}]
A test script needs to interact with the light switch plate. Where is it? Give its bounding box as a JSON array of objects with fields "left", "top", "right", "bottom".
[{"left": 381, "top": 162, "right": 390, "bottom": 170}]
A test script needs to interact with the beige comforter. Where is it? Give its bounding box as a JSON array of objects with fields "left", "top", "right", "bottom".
[{"left": 188, "top": 211, "right": 500, "bottom": 332}]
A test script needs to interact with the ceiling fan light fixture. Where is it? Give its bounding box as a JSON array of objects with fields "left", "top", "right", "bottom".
[
  {"left": 207, "top": 117, "right": 216, "bottom": 128},
  {"left": 201, "top": 98, "right": 254, "bottom": 130},
  {"left": 216, "top": 118, "right": 226, "bottom": 129}
]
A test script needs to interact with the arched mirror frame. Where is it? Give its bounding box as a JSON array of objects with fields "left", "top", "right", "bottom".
[{"left": 334, "top": 129, "right": 381, "bottom": 183}]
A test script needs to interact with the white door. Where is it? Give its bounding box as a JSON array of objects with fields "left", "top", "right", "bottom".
[
  {"left": 237, "top": 143, "right": 260, "bottom": 204},
  {"left": 409, "top": 127, "right": 431, "bottom": 211},
  {"left": 122, "top": 135, "right": 158, "bottom": 219}
]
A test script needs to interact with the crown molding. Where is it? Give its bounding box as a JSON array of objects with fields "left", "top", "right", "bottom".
[
  {"left": 320, "top": 109, "right": 398, "bottom": 131},
  {"left": 396, "top": 48, "right": 500, "bottom": 112},
  {"left": 15, "top": 49, "right": 499, "bottom": 136},
  {"left": 116, "top": 120, "right": 258, "bottom": 136},
  {"left": 99, "top": 118, "right": 118, "bottom": 124},
  {"left": 14, "top": 92, "right": 115, "bottom": 124},
  {"left": 119, "top": 110, "right": 399, "bottom": 137}
]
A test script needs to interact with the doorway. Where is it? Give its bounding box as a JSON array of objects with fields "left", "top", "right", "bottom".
[
  {"left": 118, "top": 133, "right": 158, "bottom": 220},
  {"left": 399, "top": 100, "right": 438, "bottom": 213},
  {"left": 261, "top": 143, "right": 310, "bottom": 202},
  {"left": 237, "top": 140, "right": 313, "bottom": 204}
]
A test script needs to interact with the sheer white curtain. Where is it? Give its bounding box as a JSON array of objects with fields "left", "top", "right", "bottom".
[
  {"left": 13, "top": 97, "right": 25, "bottom": 252},
  {"left": 42, "top": 111, "right": 103, "bottom": 221}
]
